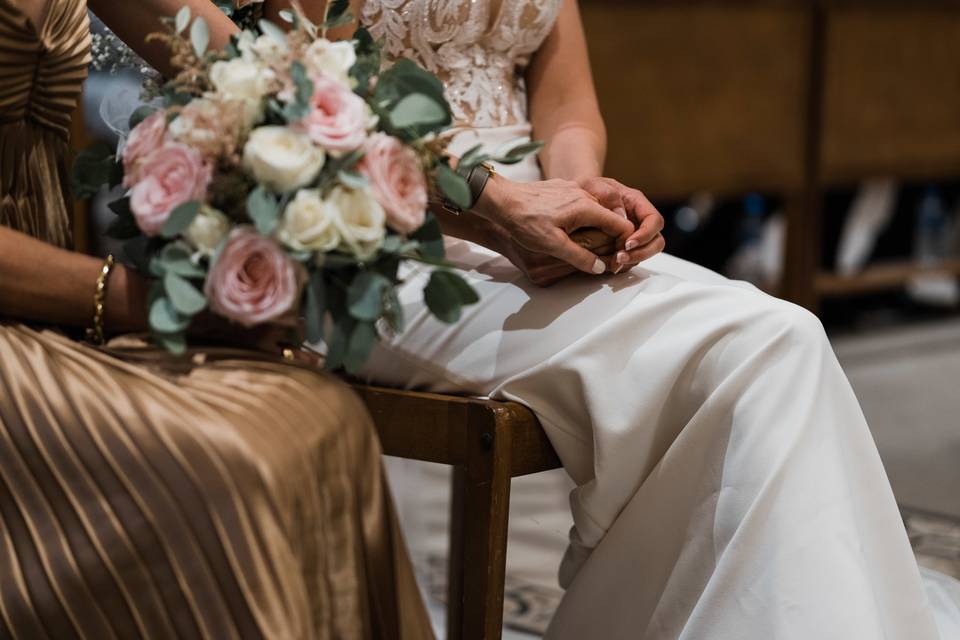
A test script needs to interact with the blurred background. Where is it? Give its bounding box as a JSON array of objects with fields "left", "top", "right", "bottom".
[{"left": 74, "top": 3, "right": 960, "bottom": 637}]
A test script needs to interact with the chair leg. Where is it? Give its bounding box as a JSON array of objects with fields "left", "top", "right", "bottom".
[{"left": 447, "top": 415, "right": 513, "bottom": 640}]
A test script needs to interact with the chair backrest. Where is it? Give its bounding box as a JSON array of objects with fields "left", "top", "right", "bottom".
[
  {"left": 582, "top": 2, "right": 960, "bottom": 198},
  {"left": 582, "top": 3, "right": 811, "bottom": 199}
]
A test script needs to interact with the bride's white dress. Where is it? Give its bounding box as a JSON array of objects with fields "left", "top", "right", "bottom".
[{"left": 358, "top": 0, "right": 960, "bottom": 637}]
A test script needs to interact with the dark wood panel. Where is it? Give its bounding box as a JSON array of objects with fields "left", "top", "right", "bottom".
[
  {"left": 582, "top": 5, "right": 811, "bottom": 199},
  {"left": 821, "top": 8, "right": 960, "bottom": 180}
]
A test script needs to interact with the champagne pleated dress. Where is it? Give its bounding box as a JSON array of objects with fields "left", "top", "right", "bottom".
[{"left": 0, "top": 2, "right": 433, "bottom": 638}]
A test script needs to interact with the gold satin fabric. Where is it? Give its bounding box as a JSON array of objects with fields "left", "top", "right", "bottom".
[{"left": 0, "top": 1, "right": 434, "bottom": 638}]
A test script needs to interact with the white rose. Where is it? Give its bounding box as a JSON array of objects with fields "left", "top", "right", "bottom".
[
  {"left": 277, "top": 189, "right": 341, "bottom": 252},
  {"left": 184, "top": 206, "right": 231, "bottom": 256},
  {"left": 303, "top": 39, "right": 357, "bottom": 87},
  {"left": 243, "top": 126, "right": 325, "bottom": 193},
  {"left": 168, "top": 98, "right": 220, "bottom": 147},
  {"left": 209, "top": 58, "right": 272, "bottom": 126},
  {"left": 240, "top": 33, "right": 287, "bottom": 67},
  {"left": 328, "top": 186, "right": 386, "bottom": 259}
]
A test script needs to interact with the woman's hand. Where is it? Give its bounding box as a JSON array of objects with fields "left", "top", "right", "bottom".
[
  {"left": 500, "top": 228, "right": 619, "bottom": 287},
  {"left": 473, "top": 175, "right": 635, "bottom": 276},
  {"left": 578, "top": 177, "right": 665, "bottom": 268}
]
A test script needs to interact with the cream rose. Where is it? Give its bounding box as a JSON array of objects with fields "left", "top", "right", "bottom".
[
  {"left": 277, "top": 189, "right": 341, "bottom": 252},
  {"left": 209, "top": 57, "right": 272, "bottom": 126},
  {"left": 168, "top": 98, "right": 223, "bottom": 148},
  {"left": 184, "top": 206, "right": 231, "bottom": 256},
  {"left": 328, "top": 186, "right": 386, "bottom": 259},
  {"left": 303, "top": 39, "right": 357, "bottom": 87},
  {"left": 204, "top": 227, "right": 300, "bottom": 327},
  {"left": 359, "top": 133, "right": 428, "bottom": 234},
  {"left": 239, "top": 33, "right": 286, "bottom": 67},
  {"left": 243, "top": 126, "right": 325, "bottom": 193}
]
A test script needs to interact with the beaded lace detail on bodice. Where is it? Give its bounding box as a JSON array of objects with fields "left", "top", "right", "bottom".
[{"left": 361, "top": 0, "right": 563, "bottom": 128}]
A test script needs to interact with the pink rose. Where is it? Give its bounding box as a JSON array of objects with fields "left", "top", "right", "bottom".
[
  {"left": 129, "top": 142, "right": 211, "bottom": 236},
  {"left": 299, "top": 74, "right": 370, "bottom": 153},
  {"left": 204, "top": 227, "right": 300, "bottom": 327},
  {"left": 359, "top": 133, "right": 427, "bottom": 234},
  {"left": 122, "top": 110, "right": 167, "bottom": 187}
]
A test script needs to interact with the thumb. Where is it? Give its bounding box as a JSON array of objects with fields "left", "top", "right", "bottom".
[{"left": 549, "top": 230, "right": 608, "bottom": 275}]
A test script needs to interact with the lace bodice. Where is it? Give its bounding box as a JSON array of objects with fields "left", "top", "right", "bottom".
[{"left": 361, "top": 0, "right": 563, "bottom": 128}]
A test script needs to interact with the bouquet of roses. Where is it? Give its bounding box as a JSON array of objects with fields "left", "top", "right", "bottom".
[{"left": 74, "top": 1, "right": 540, "bottom": 373}]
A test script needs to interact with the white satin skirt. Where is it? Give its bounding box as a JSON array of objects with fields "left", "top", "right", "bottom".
[{"left": 361, "top": 124, "right": 949, "bottom": 638}]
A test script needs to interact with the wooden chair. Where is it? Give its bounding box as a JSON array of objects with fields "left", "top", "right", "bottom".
[{"left": 351, "top": 385, "right": 563, "bottom": 640}]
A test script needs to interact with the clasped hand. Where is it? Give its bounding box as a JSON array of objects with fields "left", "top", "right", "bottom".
[{"left": 473, "top": 175, "right": 665, "bottom": 286}]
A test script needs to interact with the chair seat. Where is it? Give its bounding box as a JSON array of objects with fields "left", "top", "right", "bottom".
[{"left": 351, "top": 384, "right": 562, "bottom": 477}]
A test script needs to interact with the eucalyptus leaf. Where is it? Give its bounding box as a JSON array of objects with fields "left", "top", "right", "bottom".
[
  {"left": 129, "top": 105, "right": 159, "bottom": 130},
  {"left": 123, "top": 236, "right": 162, "bottom": 273},
  {"left": 338, "top": 170, "right": 369, "bottom": 190},
  {"left": 155, "top": 332, "right": 188, "bottom": 355},
  {"left": 343, "top": 321, "right": 378, "bottom": 374},
  {"left": 247, "top": 187, "right": 280, "bottom": 234},
  {"left": 164, "top": 272, "right": 207, "bottom": 316},
  {"left": 149, "top": 296, "right": 191, "bottom": 334},
  {"left": 190, "top": 16, "right": 210, "bottom": 58},
  {"left": 324, "top": 317, "right": 354, "bottom": 371},
  {"left": 424, "top": 270, "right": 479, "bottom": 324},
  {"left": 317, "top": 253, "right": 358, "bottom": 269},
  {"left": 442, "top": 270, "right": 480, "bottom": 305},
  {"left": 160, "top": 201, "right": 201, "bottom": 238},
  {"left": 350, "top": 27, "right": 380, "bottom": 95},
  {"left": 347, "top": 271, "right": 390, "bottom": 321},
  {"left": 458, "top": 144, "right": 488, "bottom": 170},
  {"left": 71, "top": 142, "right": 118, "bottom": 199},
  {"left": 175, "top": 6, "right": 191, "bottom": 34},
  {"left": 409, "top": 213, "right": 444, "bottom": 259},
  {"left": 258, "top": 19, "right": 287, "bottom": 45},
  {"left": 157, "top": 242, "right": 207, "bottom": 277},
  {"left": 108, "top": 197, "right": 131, "bottom": 217},
  {"left": 106, "top": 213, "right": 140, "bottom": 240},
  {"left": 383, "top": 286, "right": 405, "bottom": 333},
  {"left": 323, "top": 0, "right": 351, "bottom": 27},
  {"left": 278, "top": 9, "right": 294, "bottom": 23},
  {"left": 436, "top": 164, "right": 471, "bottom": 211},
  {"left": 491, "top": 140, "right": 545, "bottom": 165},
  {"left": 423, "top": 270, "right": 462, "bottom": 324},
  {"left": 390, "top": 93, "right": 448, "bottom": 129},
  {"left": 380, "top": 235, "right": 403, "bottom": 254}
]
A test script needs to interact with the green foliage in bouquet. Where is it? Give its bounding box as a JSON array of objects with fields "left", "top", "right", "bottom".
[{"left": 73, "top": 2, "right": 541, "bottom": 373}]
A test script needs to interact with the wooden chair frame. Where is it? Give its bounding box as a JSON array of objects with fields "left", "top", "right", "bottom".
[{"left": 352, "top": 385, "right": 562, "bottom": 640}]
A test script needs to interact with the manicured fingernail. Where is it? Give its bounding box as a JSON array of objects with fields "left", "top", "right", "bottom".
[
  {"left": 617, "top": 251, "right": 630, "bottom": 264},
  {"left": 625, "top": 240, "right": 639, "bottom": 251},
  {"left": 592, "top": 258, "right": 606, "bottom": 274}
]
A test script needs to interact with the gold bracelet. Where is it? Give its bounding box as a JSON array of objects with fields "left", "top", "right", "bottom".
[{"left": 85, "top": 254, "right": 116, "bottom": 346}]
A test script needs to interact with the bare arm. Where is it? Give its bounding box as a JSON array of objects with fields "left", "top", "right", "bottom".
[
  {"left": 0, "top": 227, "right": 147, "bottom": 332},
  {"left": 88, "top": 0, "right": 240, "bottom": 77},
  {"left": 526, "top": 0, "right": 606, "bottom": 182}
]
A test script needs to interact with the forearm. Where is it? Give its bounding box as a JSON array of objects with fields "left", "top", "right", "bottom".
[
  {"left": 526, "top": 0, "right": 607, "bottom": 182},
  {"left": 0, "top": 228, "right": 147, "bottom": 334},
  {"left": 432, "top": 203, "right": 506, "bottom": 253},
  {"left": 537, "top": 121, "right": 605, "bottom": 182},
  {"left": 89, "top": 0, "right": 239, "bottom": 77}
]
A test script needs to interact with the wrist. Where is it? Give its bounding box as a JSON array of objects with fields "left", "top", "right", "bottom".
[
  {"left": 104, "top": 266, "right": 148, "bottom": 335},
  {"left": 471, "top": 172, "right": 511, "bottom": 223}
]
